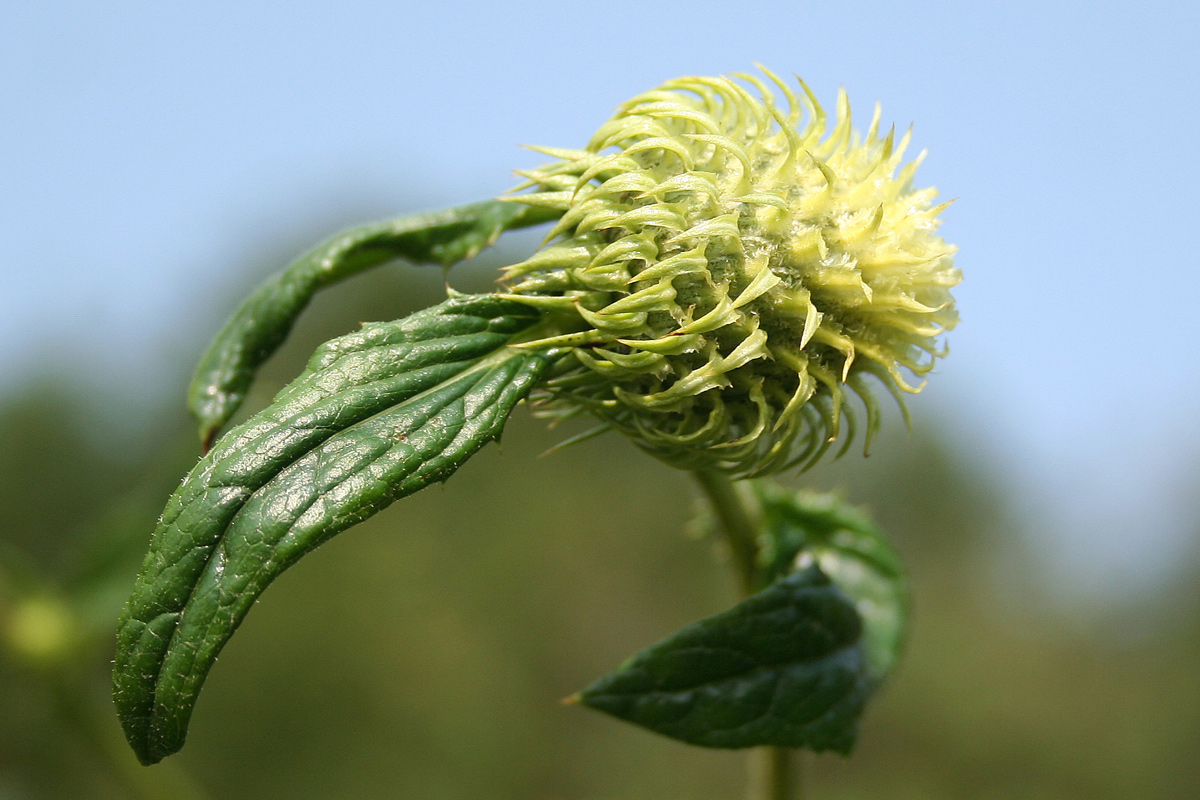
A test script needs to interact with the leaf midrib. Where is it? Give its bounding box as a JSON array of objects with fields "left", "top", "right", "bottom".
[{"left": 136, "top": 342, "right": 532, "bottom": 756}]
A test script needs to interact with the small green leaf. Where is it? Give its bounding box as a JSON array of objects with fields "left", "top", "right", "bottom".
[
  {"left": 188, "top": 200, "right": 559, "bottom": 449},
  {"left": 578, "top": 565, "right": 870, "bottom": 753},
  {"left": 753, "top": 485, "right": 908, "bottom": 682},
  {"left": 114, "top": 294, "right": 550, "bottom": 765}
]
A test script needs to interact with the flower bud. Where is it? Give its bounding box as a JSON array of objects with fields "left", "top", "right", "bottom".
[{"left": 504, "top": 69, "right": 959, "bottom": 476}]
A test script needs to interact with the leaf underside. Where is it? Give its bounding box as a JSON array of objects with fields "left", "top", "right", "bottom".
[
  {"left": 114, "top": 294, "right": 549, "bottom": 765},
  {"left": 579, "top": 565, "right": 871, "bottom": 753},
  {"left": 753, "top": 485, "right": 909, "bottom": 682},
  {"left": 188, "top": 200, "right": 558, "bottom": 449}
]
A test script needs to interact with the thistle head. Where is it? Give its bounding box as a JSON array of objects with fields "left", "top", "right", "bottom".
[{"left": 503, "top": 69, "right": 959, "bottom": 477}]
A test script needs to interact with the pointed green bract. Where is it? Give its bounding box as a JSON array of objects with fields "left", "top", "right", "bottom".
[
  {"left": 115, "top": 295, "right": 550, "bottom": 765},
  {"left": 188, "top": 201, "right": 559, "bottom": 449},
  {"left": 578, "top": 565, "right": 870, "bottom": 753},
  {"left": 753, "top": 485, "right": 908, "bottom": 682}
]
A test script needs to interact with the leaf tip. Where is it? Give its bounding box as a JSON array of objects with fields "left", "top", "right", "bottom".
[{"left": 133, "top": 746, "right": 164, "bottom": 767}]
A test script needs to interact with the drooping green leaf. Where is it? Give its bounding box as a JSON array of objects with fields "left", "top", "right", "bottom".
[
  {"left": 753, "top": 485, "right": 909, "bottom": 682},
  {"left": 577, "top": 565, "right": 870, "bottom": 753},
  {"left": 114, "top": 294, "right": 551, "bottom": 765},
  {"left": 188, "top": 200, "right": 559, "bottom": 449}
]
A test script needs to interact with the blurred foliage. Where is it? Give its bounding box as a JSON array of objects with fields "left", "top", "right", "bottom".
[{"left": 2, "top": 252, "right": 1199, "bottom": 799}]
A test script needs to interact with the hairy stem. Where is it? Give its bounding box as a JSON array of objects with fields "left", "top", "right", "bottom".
[{"left": 692, "top": 470, "right": 802, "bottom": 800}]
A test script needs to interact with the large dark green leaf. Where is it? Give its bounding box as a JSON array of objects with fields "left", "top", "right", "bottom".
[
  {"left": 577, "top": 565, "right": 870, "bottom": 753},
  {"left": 753, "top": 485, "right": 909, "bottom": 681},
  {"left": 188, "top": 200, "right": 559, "bottom": 449},
  {"left": 114, "top": 294, "right": 550, "bottom": 765}
]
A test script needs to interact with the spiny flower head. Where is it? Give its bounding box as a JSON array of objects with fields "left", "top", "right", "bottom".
[{"left": 502, "top": 69, "right": 959, "bottom": 477}]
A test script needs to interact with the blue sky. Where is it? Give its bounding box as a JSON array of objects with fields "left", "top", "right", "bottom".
[{"left": 3, "top": 1, "right": 1198, "bottom": 600}]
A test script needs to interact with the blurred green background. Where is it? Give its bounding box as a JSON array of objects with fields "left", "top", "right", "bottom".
[
  {"left": 3, "top": 242, "right": 1199, "bottom": 800},
  {"left": 5, "top": 2, "right": 1200, "bottom": 797}
]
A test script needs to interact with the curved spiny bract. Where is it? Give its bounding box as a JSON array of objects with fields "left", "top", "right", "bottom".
[{"left": 503, "top": 69, "right": 959, "bottom": 477}]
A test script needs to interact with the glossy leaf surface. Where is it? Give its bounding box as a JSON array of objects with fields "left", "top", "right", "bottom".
[
  {"left": 114, "top": 295, "right": 549, "bottom": 765},
  {"left": 188, "top": 200, "right": 558, "bottom": 448},
  {"left": 578, "top": 565, "right": 870, "bottom": 753},
  {"left": 753, "top": 485, "right": 909, "bottom": 681}
]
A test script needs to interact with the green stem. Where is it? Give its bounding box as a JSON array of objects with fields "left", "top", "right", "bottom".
[
  {"left": 691, "top": 471, "right": 802, "bottom": 800},
  {"left": 692, "top": 471, "right": 760, "bottom": 596},
  {"left": 751, "top": 746, "right": 796, "bottom": 800}
]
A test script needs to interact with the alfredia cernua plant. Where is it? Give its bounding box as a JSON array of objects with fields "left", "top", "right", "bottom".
[{"left": 114, "top": 69, "right": 958, "bottom": 799}]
